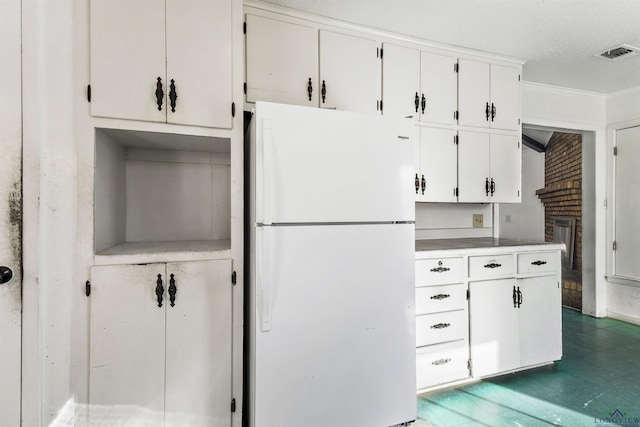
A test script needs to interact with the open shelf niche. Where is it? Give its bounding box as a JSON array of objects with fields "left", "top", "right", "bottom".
[{"left": 94, "top": 128, "right": 231, "bottom": 263}]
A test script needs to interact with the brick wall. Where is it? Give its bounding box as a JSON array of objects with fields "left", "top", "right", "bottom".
[{"left": 535, "top": 132, "right": 582, "bottom": 309}]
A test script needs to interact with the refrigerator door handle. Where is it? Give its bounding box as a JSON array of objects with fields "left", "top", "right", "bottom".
[
  {"left": 256, "top": 226, "right": 273, "bottom": 331},
  {"left": 261, "top": 119, "right": 273, "bottom": 225}
]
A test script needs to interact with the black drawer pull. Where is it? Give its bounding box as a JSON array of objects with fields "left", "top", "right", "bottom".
[
  {"left": 430, "top": 293, "right": 451, "bottom": 300},
  {"left": 430, "top": 266, "right": 451, "bottom": 273},
  {"left": 484, "top": 263, "right": 502, "bottom": 269},
  {"left": 531, "top": 260, "right": 547, "bottom": 266},
  {"left": 430, "top": 323, "right": 451, "bottom": 329},
  {"left": 432, "top": 358, "right": 451, "bottom": 366}
]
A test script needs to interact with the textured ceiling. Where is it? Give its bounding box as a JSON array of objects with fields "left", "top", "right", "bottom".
[{"left": 258, "top": 0, "right": 640, "bottom": 94}]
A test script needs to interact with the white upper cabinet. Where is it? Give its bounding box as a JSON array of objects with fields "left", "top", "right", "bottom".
[
  {"left": 458, "top": 58, "right": 521, "bottom": 131},
  {"left": 415, "top": 127, "right": 458, "bottom": 202},
  {"left": 319, "top": 30, "right": 381, "bottom": 114},
  {"left": 458, "top": 130, "right": 521, "bottom": 203},
  {"left": 90, "top": 0, "right": 233, "bottom": 129},
  {"left": 382, "top": 44, "right": 457, "bottom": 125},
  {"left": 245, "top": 14, "right": 319, "bottom": 107},
  {"left": 245, "top": 12, "right": 381, "bottom": 114}
]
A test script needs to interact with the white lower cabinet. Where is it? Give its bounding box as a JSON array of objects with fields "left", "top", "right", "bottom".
[{"left": 89, "top": 259, "right": 232, "bottom": 426}]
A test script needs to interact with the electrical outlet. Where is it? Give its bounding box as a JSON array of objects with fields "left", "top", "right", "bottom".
[{"left": 472, "top": 214, "right": 483, "bottom": 228}]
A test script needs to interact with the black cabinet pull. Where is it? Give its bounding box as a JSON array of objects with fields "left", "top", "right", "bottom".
[
  {"left": 421, "top": 93, "right": 426, "bottom": 114},
  {"left": 155, "top": 77, "right": 164, "bottom": 111},
  {"left": 415, "top": 174, "right": 420, "bottom": 194},
  {"left": 430, "top": 266, "right": 451, "bottom": 273},
  {"left": 432, "top": 358, "right": 451, "bottom": 366},
  {"left": 430, "top": 293, "right": 451, "bottom": 300},
  {"left": 485, "top": 102, "right": 490, "bottom": 121},
  {"left": 430, "top": 323, "right": 451, "bottom": 329},
  {"left": 491, "top": 103, "right": 496, "bottom": 121},
  {"left": 512, "top": 285, "right": 517, "bottom": 308},
  {"left": 517, "top": 287, "right": 522, "bottom": 307},
  {"left": 531, "top": 260, "right": 547, "bottom": 266},
  {"left": 490, "top": 178, "right": 496, "bottom": 195},
  {"left": 485, "top": 177, "right": 490, "bottom": 196},
  {"left": 421, "top": 174, "right": 426, "bottom": 195},
  {"left": 307, "top": 78, "right": 313, "bottom": 101},
  {"left": 168, "top": 273, "right": 177, "bottom": 307},
  {"left": 414, "top": 92, "right": 419, "bottom": 113},
  {"left": 484, "top": 262, "right": 502, "bottom": 269},
  {"left": 321, "top": 80, "right": 326, "bottom": 103},
  {"left": 169, "top": 79, "right": 177, "bottom": 112},
  {"left": 155, "top": 274, "right": 164, "bottom": 307}
]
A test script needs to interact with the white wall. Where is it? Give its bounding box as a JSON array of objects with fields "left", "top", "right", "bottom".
[
  {"left": 498, "top": 146, "right": 545, "bottom": 241},
  {"left": 521, "top": 82, "right": 607, "bottom": 317},
  {"left": 415, "top": 203, "right": 493, "bottom": 240}
]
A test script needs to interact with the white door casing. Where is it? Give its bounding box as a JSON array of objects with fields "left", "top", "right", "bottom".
[{"left": 0, "top": 0, "right": 23, "bottom": 425}]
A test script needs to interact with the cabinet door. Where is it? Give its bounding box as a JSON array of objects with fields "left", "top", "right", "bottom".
[
  {"left": 490, "top": 64, "right": 521, "bottom": 131},
  {"left": 166, "top": 0, "right": 232, "bottom": 128},
  {"left": 518, "top": 275, "right": 562, "bottom": 367},
  {"left": 457, "top": 131, "right": 490, "bottom": 202},
  {"left": 418, "top": 127, "right": 457, "bottom": 202},
  {"left": 469, "top": 278, "right": 520, "bottom": 377},
  {"left": 245, "top": 14, "right": 319, "bottom": 106},
  {"left": 457, "top": 59, "right": 490, "bottom": 128},
  {"left": 90, "top": 0, "right": 166, "bottom": 122},
  {"left": 382, "top": 43, "right": 420, "bottom": 119},
  {"left": 489, "top": 134, "right": 521, "bottom": 203},
  {"left": 89, "top": 264, "right": 166, "bottom": 423},
  {"left": 319, "top": 30, "right": 381, "bottom": 114},
  {"left": 165, "top": 260, "right": 233, "bottom": 426},
  {"left": 420, "top": 51, "right": 457, "bottom": 125}
]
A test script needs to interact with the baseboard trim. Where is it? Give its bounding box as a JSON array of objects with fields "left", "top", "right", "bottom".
[{"left": 606, "top": 310, "right": 640, "bottom": 326}]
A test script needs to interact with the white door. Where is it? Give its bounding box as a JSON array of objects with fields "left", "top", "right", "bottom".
[
  {"left": 245, "top": 14, "right": 319, "bottom": 106},
  {"left": 457, "top": 58, "right": 490, "bottom": 128},
  {"left": 319, "top": 30, "right": 381, "bottom": 114},
  {"left": 469, "top": 279, "right": 520, "bottom": 377},
  {"left": 254, "top": 102, "right": 415, "bottom": 223},
  {"left": 419, "top": 127, "right": 458, "bottom": 202},
  {"left": 90, "top": 0, "right": 166, "bottom": 122},
  {"left": 165, "top": 260, "right": 232, "bottom": 427},
  {"left": 166, "top": 0, "right": 232, "bottom": 128},
  {"left": 420, "top": 51, "right": 457, "bottom": 125},
  {"left": 489, "top": 64, "right": 521, "bottom": 131},
  {"left": 0, "top": 1, "right": 22, "bottom": 424},
  {"left": 490, "top": 134, "right": 521, "bottom": 203},
  {"left": 518, "top": 276, "right": 562, "bottom": 367},
  {"left": 89, "top": 264, "right": 166, "bottom": 424},
  {"left": 252, "top": 224, "right": 416, "bottom": 427},
  {"left": 381, "top": 43, "right": 420, "bottom": 119},
  {"left": 457, "top": 130, "right": 490, "bottom": 202}
]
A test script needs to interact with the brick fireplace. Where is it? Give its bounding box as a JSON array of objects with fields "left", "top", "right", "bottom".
[{"left": 535, "top": 132, "right": 582, "bottom": 310}]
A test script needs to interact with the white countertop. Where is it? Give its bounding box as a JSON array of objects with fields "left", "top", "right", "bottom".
[{"left": 416, "top": 237, "right": 565, "bottom": 257}]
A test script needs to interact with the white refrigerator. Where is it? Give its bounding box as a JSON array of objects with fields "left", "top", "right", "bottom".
[{"left": 247, "top": 102, "right": 416, "bottom": 427}]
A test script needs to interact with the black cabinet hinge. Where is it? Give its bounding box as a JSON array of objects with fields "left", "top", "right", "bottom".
[
  {"left": 231, "top": 398, "right": 236, "bottom": 412},
  {"left": 454, "top": 135, "right": 458, "bottom": 145},
  {"left": 87, "top": 85, "right": 91, "bottom": 102},
  {"left": 466, "top": 289, "right": 469, "bottom": 300},
  {"left": 232, "top": 102, "right": 236, "bottom": 117},
  {"left": 454, "top": 62, "right": 459, "bottom": 73},
  {"left": 454, "top": 110, "right": 458, "bottom": 120},
  {"left": 467, "top": 359, "right": 472, "bottom": 370},
  {"left": 379, "top": 47, "right": 383, "bottom": 58},
  {"left": 244, "top": 82, "right": 247, "bottom": 95},
  {"left": 614, "top": 146, "right": 618, "bottom": 156},
  {"left": 232, "top": 271, "right": 237, "bottom": 285},
  {"left": 613, "top": 241, "right": 617, "bottom": 251},
  {"left": 519, "top": 74, "right": 521, "bottom": 81},
  {"left": 454, "top": 187, "right": 458, "bottom": 197},
  {"left": 85, "top": 280, "right": 91, "bottom": 297},
  {"left": 243, "top": 22, "right": 246, "bottom": 34}
]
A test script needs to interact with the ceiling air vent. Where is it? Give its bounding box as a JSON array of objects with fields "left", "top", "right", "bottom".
[{"left": 597, "top": 44, "right": 640, "bottom": 61}]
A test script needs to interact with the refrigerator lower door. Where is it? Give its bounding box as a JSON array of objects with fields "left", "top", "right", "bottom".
[{"left": 251, "top": 223, "right": 416, "bottom": 427}]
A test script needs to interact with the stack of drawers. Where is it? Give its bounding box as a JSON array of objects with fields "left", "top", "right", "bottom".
[{"left": 415, "top": 257, "right": 469, "bottom": 390}]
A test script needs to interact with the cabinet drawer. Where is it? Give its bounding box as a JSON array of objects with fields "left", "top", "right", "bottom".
[
  {"left": 416, "top": 340, "right": 469, "bottom": 390},
  {"left": 416, "top": 257, "right": 464, "bottom": 286},
  {"left": 469, "top": 254, "right": 514, "bottom": 279},
  {"left": 416, "top": 310, "right": 468, "bottom": 347},
  {"left": 517, "top": 251, "right": 560, "bottom": 275},
  {"left": 416, "top": 283, "right": 467, "bottom": 315}
]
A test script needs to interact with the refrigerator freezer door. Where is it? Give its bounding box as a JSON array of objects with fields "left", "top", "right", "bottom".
[
  {"left": 251, "top": 223, "right": 416, "bottom": 427},
  {"left": 253, "top": 102, "right": 415, "bottom": 225}
]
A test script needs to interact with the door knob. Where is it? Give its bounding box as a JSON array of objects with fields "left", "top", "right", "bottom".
[{"left": 0, "top": 266, "right": 13, "bottom": 284}]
